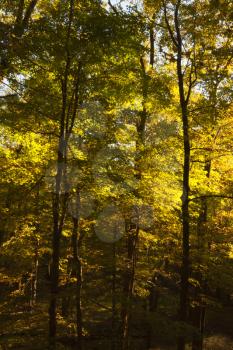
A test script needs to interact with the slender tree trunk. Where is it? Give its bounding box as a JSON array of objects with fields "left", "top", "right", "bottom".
[
  {"left": 191, "top": 83, "right": 224, "bottom": 348},
  {"left": 164, "top": 2, "right": 191, "bottom": 349},
  {"left": 49, "top": 1, "right": 75, "bottom": 343},
  {"left": 121, "top": 222, "right": 138, "bottom": 350},
  {"left": 49, "top": 135, "right": 68, "bottom": 340},
  {"left": 49, "top": 53, "right": 69, "bottom": 346},
  {"left": 30, "top": 240, "right": 39, "bottom": 308},
  {"left": 191, "top": 161, "right": 210, "bottom": 350},
  {"left": 61, "top": 258, "right": 72, "bottom": 319},
  {"left": 121, "top": 56, "right": 149, "bottom": 350},
  {"left": 49, "top": 70, "right": 81, "bottom": 343},
  {"left": 121, "top": 209, "right": 142, "bottom": 350},
  {"left": 200, "top": 307, "right": 205, "bottom": 347},
  {"left": 76, "top": 255, "right": 83, "bottom": 350},
  {"left": 49, "top": 191, "right": 62, "bottom": 340},
  {"left": 30, "top": 187, "right": 40, "bottom": 309},
  {"left": 147, "top": 273, "right": 160, "bottom": 349},
  {"left": 71, "top": 190, "right": 83, "bottom": 350},
  {"left": 111, "top": 242, "right": 117, "bottom": 350},
  {"left": 191, "top": 306, "right": 205, "bottom": 350},
  {"left": 76, "top": 256, "right": 83, "bottom": 349},
  {"left": 149, "top": 14, "right": 155, "bottom": 67}
]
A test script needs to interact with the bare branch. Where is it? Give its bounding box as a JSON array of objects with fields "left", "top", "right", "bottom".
[
  {"left": 174, "top": 0, "right": 181, "bottom": 48},
  {"left": 163, "top": 0, "right": 178, "bottom": 48},
  {"left": 108, "top": 0, "right": 119, "bottom": 14},
  {"left": 0, "top": 94, "right": 17, "bottom": 98},
  {"left": 189, "top": 105, "right": 216, "bottom": 113}
]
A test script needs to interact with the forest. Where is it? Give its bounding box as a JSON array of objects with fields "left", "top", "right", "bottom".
[{"left": 0, "top": 0, "right": 233, "bottom": 349}]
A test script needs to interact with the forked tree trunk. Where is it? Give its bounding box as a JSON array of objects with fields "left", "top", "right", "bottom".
[{"left": 164, "top": 2, "right": 192, "bottom": 349}]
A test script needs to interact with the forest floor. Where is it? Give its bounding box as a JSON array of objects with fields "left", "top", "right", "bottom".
[
  {"left": 203, "top": 306, "right": 233, "bottom": 350},
  {"left": 0, "top": 303, "right": 233, "bottom": 350}
]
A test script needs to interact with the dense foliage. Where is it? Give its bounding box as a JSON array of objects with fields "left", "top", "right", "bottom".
[{"left": 0, "top": 1, "right": 233, "bottom": 349}]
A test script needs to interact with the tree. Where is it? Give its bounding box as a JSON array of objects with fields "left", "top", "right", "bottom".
[{"left": 0, "top": 1, "right": 233, "bottom": 350}]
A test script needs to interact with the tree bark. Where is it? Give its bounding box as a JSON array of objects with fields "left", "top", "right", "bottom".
[
  {"left": 71, "top": 189, "right": 83, "bottom": 350},
  {"left": 121, "top": 222, "right": 138, "bottom": 350},
  {"left": 164, "top": 1, "right": 192, "bottom": 349},
  {"left": 30, "top": 186, "right": 40, "bottom": 309},
  {"left": 149, "top": 14, "right": 155, "bottom": 67},
  {"left": 30, "top": 238, "right": 39, "bottom": 308},
  {"left": 49, "top": 0, "right": 75, "bottom": 344},
  {"left": 191, "top": 306, "right": 205, "bottom": 350},
  {"left": 147, "top": 273, "right": 160, "bottom": 349},
  {"left": 14, "top": 0, "right": 39, "bottom": 36},
  {"left": 191, "top": 160, "right": 210, "bottom": 350},
  {"left": 121, "top": 57, "right": 148, "bottom": 350},
  {"left": 111, "top": 242, "right": 117, "bottom": 350}
]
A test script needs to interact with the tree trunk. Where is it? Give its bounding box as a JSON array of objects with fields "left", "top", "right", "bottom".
[
  {"left": 165, "top": 2, "right": 191, "bottom": 349},
  {"left": 49, "top": 147, "right": 67, "bottom": 340},
  {"left": 147, "top": 274, "right": 160, "bottom": 349},
  {"left": 71, "top": 190, "right": 83, "bottom": 350},
  {"left": 121, "top": 222, "right": 138, "bottom": 350},
  {"left": 191, "top": 161, "right": 210, "bottom": 350},
  {"left": 61, "top": 296, "right": 70, "bottom": 318},
  {"left": 121, "top": 56, "right": 149, "bottom": 350},
  {"left": 49, "top": 1, "right": 75, "bottom": 343},
  {"left": 191, "top": 306, "right": 205, "bottom": 350},
  {"left": 111, "top": 242, "right": 117, "bottom": 350},
  {"left": 149, "top": 14, "right": 155, "bottom": 67},
  {"left": 31, "top": 187, "right": 40, "bottom": 309},
  {"left": 30, "top": 240, "right": 39, "bottom": 308}
]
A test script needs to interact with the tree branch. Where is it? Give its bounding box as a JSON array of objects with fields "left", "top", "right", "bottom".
[
  {"left": 149, "top": 14, "right": 156, "bottom": 67},
  {"left": 185, "top": 59, "right": 197, "bottom": 104},
  {"left": 163, "top": 0, "right": 178, "bottom": 48},
  {"left": 189, "top": 194, "right": 233, "bottom": 202},
  {"left": 0, "top": 94, "right": 17, "bottom": 98},
  {"left": 22, "top": 0, "right": 39, "bottom": 30},
  {"left": 108, "top": 0, "right": 119, "bottom": 14},
  {"left": 174, "top": 0, "right": 181, "bottom": 48},
  {"left": 15, "top": 0, "right": 25, "bottom": 27}
]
